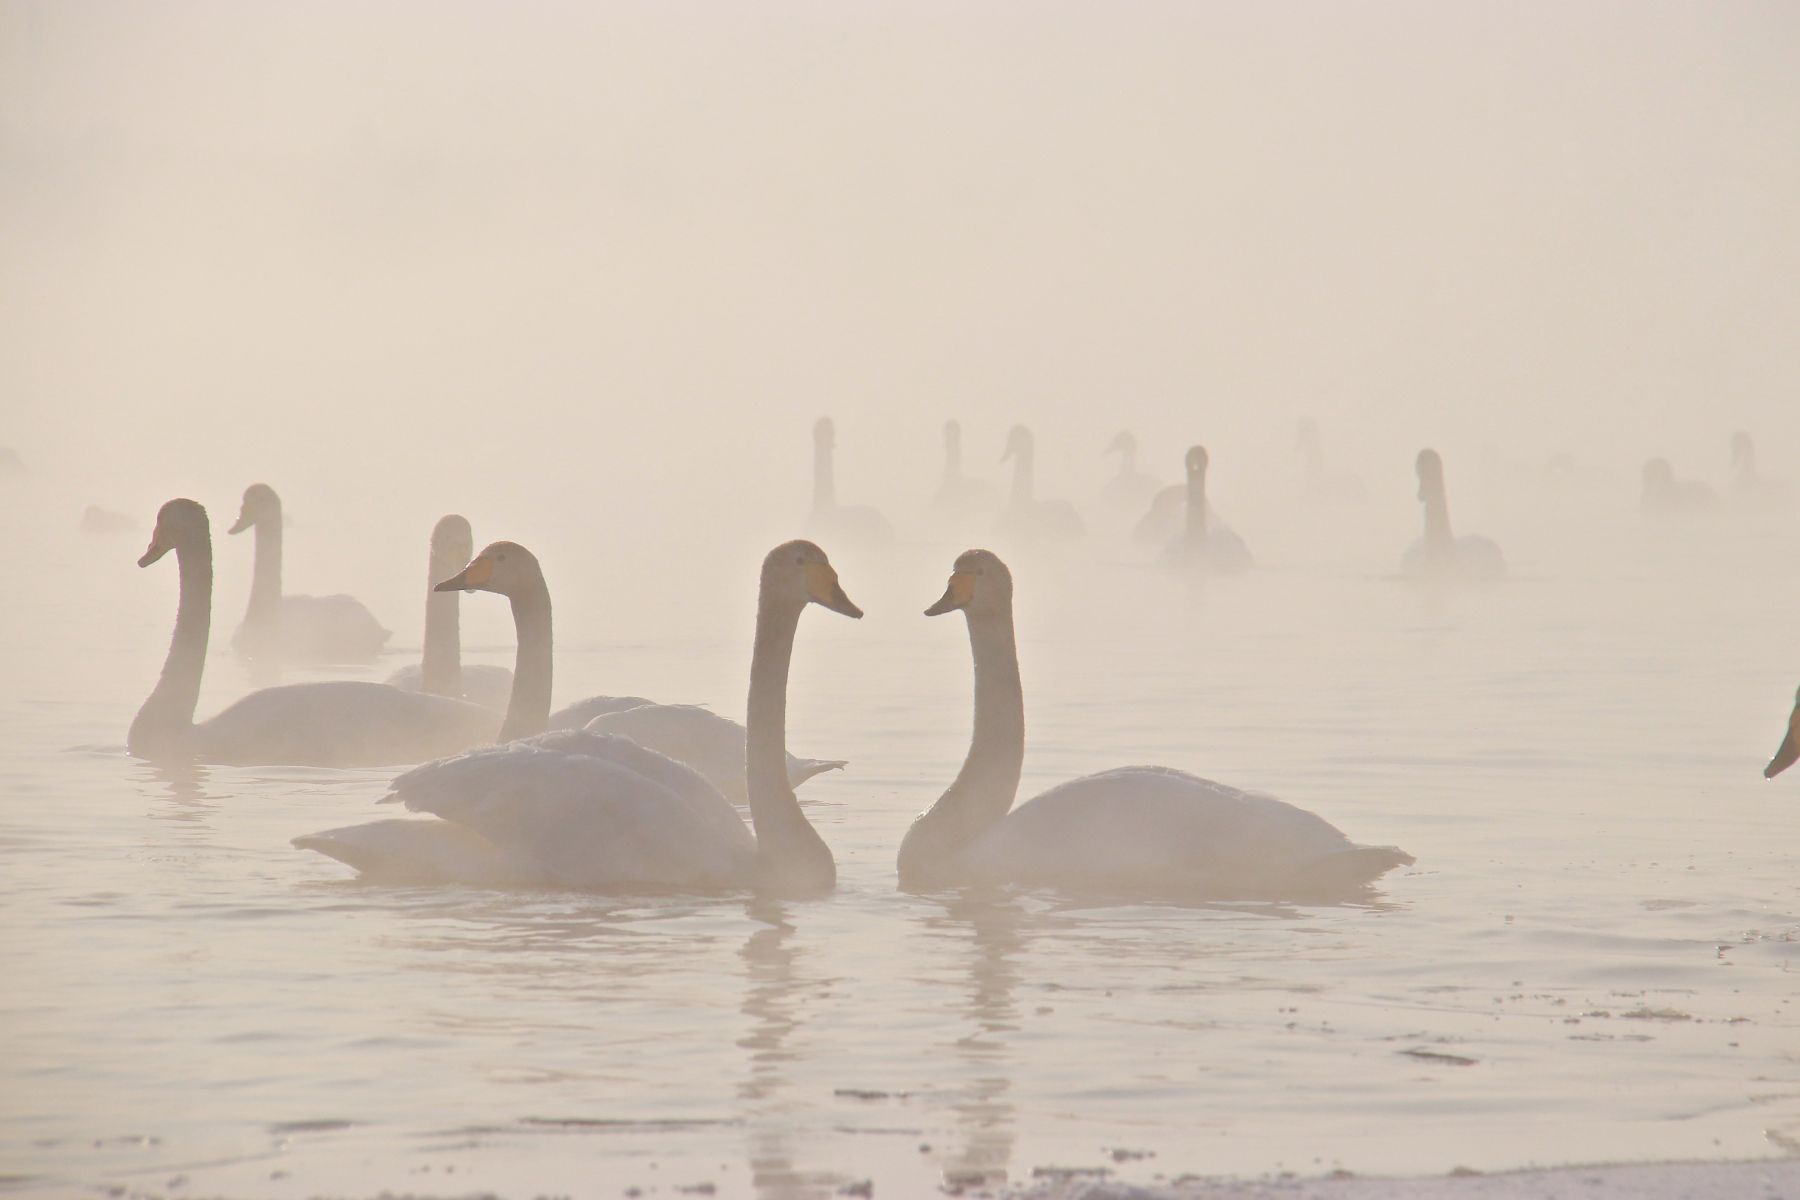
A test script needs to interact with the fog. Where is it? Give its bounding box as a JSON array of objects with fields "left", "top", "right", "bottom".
[{"left": 5, "top": 5, "right": 1800, "bottom": 1196}]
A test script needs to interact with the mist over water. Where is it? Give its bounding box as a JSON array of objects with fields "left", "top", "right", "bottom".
[{"left": 4, "top": 2, "right": 1800, "bottom": 1197}]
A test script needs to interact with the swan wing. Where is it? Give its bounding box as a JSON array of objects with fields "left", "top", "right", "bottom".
[
  {"left": 196, "top": 681, "right": 497, "bottom": 767},
  {"left": 547, "top": 694, "right": 660, "bottom": 731},
  {"left": 582, "top": 703, "right": 845, "bottom": 804},
  {"left": 387, "top": 662, "right": 514, "bottom": 711}
]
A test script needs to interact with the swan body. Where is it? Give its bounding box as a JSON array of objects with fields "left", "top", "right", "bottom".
[
  {"left": 810, "top": 417, "right": 895, "bottom": 545},
  {"left": 1170, "top": 445, "right": 1251, "bottom": 573},
  {"left": 129, "top": 499, "right": 498, "bottom": 767},
  {"left": 1404, "top": 449, "right": 1505, "bottom": 580},
  {"left": 994, "top": 425, "right": 1085, "bottom": 543},
  {"left": 296, "top": 541, "right": 863, "bottom": 896},
  {"left": 898, "top": 549, "right": 1411, "bottom": 899},
  {"left": 932, "top": 419, "right": 999, "bottom": 520},
  {"left": 579, "top": 703, "right": 846, "bottom": 805},
  {"left": 1640, "top": 457, "right": 1718, "bottom": 518},
  {"left": 228, "top": 484, "right": 388, "bottom": 662},
  {"left": 384, "top": 515, "right": 514, "bottom": 709},
  {"left": 1766, "top": 686, "right": 1800, "bottom": 780}
]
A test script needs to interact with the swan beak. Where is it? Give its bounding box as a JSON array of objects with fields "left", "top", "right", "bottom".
[
  {"left": 137, "top": 538, "right": 170, "bottom": 567},
  {"left": 226, "top": 507, "right": 252, "bottom": 535},
  {"left": 1768, "top": 724, "right": 1799, "bottom": 780},
  {"left": 434, "top": 555, "right": 494, "bottom": 593},
  {"left": 925, "top": 570, "right": 975, "bottom": 616},
  {"left": 804, "top": 562, "right": 862, "bottom": 618}
]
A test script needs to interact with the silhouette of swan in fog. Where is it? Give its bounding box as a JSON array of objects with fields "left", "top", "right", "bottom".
[
  {"left": 1765, "top": 687, "right": 1799, "bottom": 779},
  {"left": 294, "top": 542, "right": 862, "bottom": 896},
  {"left": 1640, "top": 457, "right": 1718, "bottom": 518},
  {"left": 129, "top": 500, "right": 498, "bottom": 767},
  {"left": 932, "top": 419, "right": 999, "bottom": 520},
  {"left": 412, "top": 540, "right": 845, "bottom": 804},
  {"left": 1296, "top": 417, "right": 1365, "bottom": 502},
  {"left": 1099, "top": 430, "right": 1162, "bottom": 520},
  {"left": 386, "top": 515, "right": 514, "bottom": 710},
  {"left": 810, "top": 417, "right": 894, "bottom": 545},
  {"left": 994, "top": 425, "right": 1084, "bottom": 543},
  {"left": 1171, "top": 446, "right": 1251, "bottom": 573},
  {"left": 897, "top": 550, "right": 1412, "bottom": 898},
  {"left": 1403, "top": 449, "right": 1505, "bottom": 580},
  {"left": 1730, "top": 432, "right": 1785, "bottom": 506},
  {"left": 227, "top": 483, "right": 388, "bottom": 662}
]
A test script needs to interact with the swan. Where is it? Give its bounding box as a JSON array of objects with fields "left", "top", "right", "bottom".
[
  {"left": 431, "top": 540, "right": 847, "bottom": 804},
  {"left": 994, "top": 425, "right": 1084, "bottom": 544},
  {"left": 810, "top": 417, "right": 894, "bottom": 545},
  {"left": 1170, "top": 446, "right": 1252, "bottom": 573},
  {"left": 1403, "top": 449, "right": 1505, "bottom": 580},
  {"left": 386, "top": 515, "right": 514, "bottom": 710},
  {"left": 1766, "top": 687, "right": 1799, "bottom": 779},
  {"left": 1296, "top": 418, "right": 1366, "bottom": 502},
  {"left": 227, "top": 483, "right": 389, "bottom": 662},
  {"left": 128, "top": 499, "right": 500, "bottom": 767},
  {"left": 1639, "top": 457, "right": 1718, "bottom": 518},
  {"left": 932, "top": 419, "right": 999, "bottom": 520},
  {"left": 897, "top": 550, "right": 1413, "bottom": 899},
  {"left": 1730, "top": 432, "right": 1786, "bottom": 506},
  {"left": 293, "top": 541, "right": 862, "bottom": 895},
  {"left": 1099, "top": 431, "right": 1162, "bottom": 521}
]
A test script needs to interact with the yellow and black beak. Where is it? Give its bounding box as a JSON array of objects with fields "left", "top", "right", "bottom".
[
  {"left": 925, "top": 570, "right": 975, "bottom": 616},
  {"left": 434, "top": 555, "right": 495, "bottom": 593},
  {"left": 803, "top": 561, "right": 862, "bottom": 618},
  {"left": 137, "top": 536, "right": 171, "bottom": 568}
]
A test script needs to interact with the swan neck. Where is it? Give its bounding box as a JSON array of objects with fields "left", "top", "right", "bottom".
[
  {"left": 499, "top": 581, "right": 552, "bottom": 741},
  {"left": 1184, "top": 471, "right": 1208, "bottom": 545},
  {"left": 944, "top": 434, "right": 963, "bottom": 481},
  {"left": 245, "top": 517, "right": 282, "bottom": 622},
  {"left": 746, "top": 591, "right": 833, "bottom": 890},
  {"left": 1010, "top": 444, "right": 1034, "bottom": 505},
  {"left": 420, "top": 552, "right": 462, "bottom": 697},
  {"left": 1423, "top": 485, "right": 1454, "bottom": 546},
  {"left": 812, "top": 439, "right": 835, "bottom": 512},
  {"left": 130, "top": 532, "right": 211, "bottom": 756}
]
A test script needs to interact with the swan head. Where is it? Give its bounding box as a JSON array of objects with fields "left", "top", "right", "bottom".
[
  {"left": 1641, "top": 457, "right": 1674, "bottom": 492},
  {"left": 1185, "top": 445, "right": 1209, "bottom": 477},
  {"left": 944, "top": 419, "right": 962, "bottom": 445},
  {"left": 434, "top": 540, "right": 542, "bottom": 597},
  {"left": 1415, "top": 449, "right": 1445, "bottom": 501},
  {"left": 138, "top": 498, "right": 207, "bottom": 567},
  {"left": 1767, "top": 686, "right": 1800, "bottom": 780},
  {"left": 1104, "top": 430, "right": 1137, "bottom": 457},
  {"left": 925, "top": 548, "right": 1012, "bottom": 618},
  {"left": 813, "top": 417, "right": 836, "bottom": 448},
  {"left": 227, "top": 483, "right": 279, "bottom": 535},
  {"left": 1001, "top": 425, "right": 1033, "bottom": 462},
  {"left": 429, "top": 514, "right": 474, "bottom": 568},
  {"left": 763, "top": 539, "right": 862, "bottom": 618}
]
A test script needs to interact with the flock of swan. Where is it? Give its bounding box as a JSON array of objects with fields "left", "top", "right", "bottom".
[{"left": 122, "top": 419, "right": 1794, "bottom": 902}]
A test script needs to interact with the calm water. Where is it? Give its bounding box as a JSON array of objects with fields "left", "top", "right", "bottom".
[{"left": 3, "top": 485, "right": 1798, "bottom": 1198}]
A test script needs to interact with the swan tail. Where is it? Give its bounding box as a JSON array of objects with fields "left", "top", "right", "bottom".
[
  {"left": 1300, "top": 844, "right": 1415, "bottom": 894},
  {"left": 788, "top": 758, "right": 848, "bottom": 788},
  {"left": 294, "top": 818, "right": 534, "bottom": 886}
]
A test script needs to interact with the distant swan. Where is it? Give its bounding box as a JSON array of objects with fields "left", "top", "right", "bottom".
[
  {"left": 1766, "top": 687, "right": 1799, "bottom": 779},
  {"left": 432, "top": 541, "right": 847, "bottom": 804},
  {"left": 1403, "top": 449, "right": 1504, "bottom": 580},
  {"left": 1099, "top": 430, "right": 1162, "bottom": 520},
  {"left": 228, "top": 483, "right": 388, "bottom": 662},
  {"left": 1296, "top": 418, "right": 1365, "bottom": 502},
  {"left": 1170, "top": 446, "right": 1251, "bottom": 573},
  {"left": 386, "top": 515, "right": 514, "bottom": 710},
  {"left": 897, "top": 550, "right": 1412, "bottom": 899},
  {"left": 810, "top": 417, "right": 894, "bottom": 545},
  {"left": 1730, "top": 432, "right": 1785, "bottom": 507},
  {"left": 994, "top": 425, "right": 1084, "bottom": 543},
  {"left": 294, "top": 541, "right": 863, "bottom": 896},
  {"left": 932, "top": 419, "right": 999, "bottom": 520},
  {"left": 129, "top": 500, "right": 498, "bottom": 767},
  {"left": 1640, "top": 457, "right": 1718, "bottom": 518}
]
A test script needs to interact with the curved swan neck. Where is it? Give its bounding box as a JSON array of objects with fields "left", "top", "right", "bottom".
[
  {"left": 420, "top": 549, "right": 463, "bottom": 697},
  {"left": 812, "top": 438, "right": 836, "bottom": 513},
  {"left": 499, "top": 579, "right": 552, "bottom": 741},
  {"left": 746, "top": 591, "right": 833, "bottom": 892},
  {"left": 130, "top": 532, "right": 212, "bottom": 756},
  {"left": 899, "top": 604, "right": 1025, "bottom": 886},
  {"left": 245, "top": 512, "right": 283, "bottom": 623}
]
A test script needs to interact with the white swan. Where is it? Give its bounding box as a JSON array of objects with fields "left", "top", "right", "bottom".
[
  {"left": 994, "top": 425, "right": 1084, "bottom": 544},
  {"left": 1099, "top": 430, "right": 1162, "bottom": 521},
  {"left": 1403, "top": 449, "right": 1505, "bottom": 580},
  {"left": 128, "top": 499, "right": 499, "bottom": 767},
  {"left": 1170, "top": 446, "right": 1251, "bottom": 573},
  {"left": 1639, "top": 457, "right": 1718, "bottom": 518},
  {"left": 1730, "top": 432, "right": 1786, "bottom": 507},
  {"left": 1766, "top": 687, "right": 1799, "bottom": 780},
  {"left": 810, "top": 417, "right": 894, "bottom": 545},
  {"left": 294, "top": 541, "right": 862, "bottom": 896},
  {"left": 931, "top": 419, "right": 999, "bottom": 520},
  {"left": 385, "top": 515, "right": 514, "bottom": 710},
  {"left": 897, "top": 550, "right": 1412, "bottom": 899},
  {"left": 429, "top": 540, "right": 847, "bottom": 804},
  {"left": 227, "top": 483, "right": 389, "bottom": 662}
]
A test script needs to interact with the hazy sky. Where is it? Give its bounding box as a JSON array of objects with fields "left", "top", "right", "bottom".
[{"left": 4, "top": 1, "right": 1797, "bottom": 545}]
